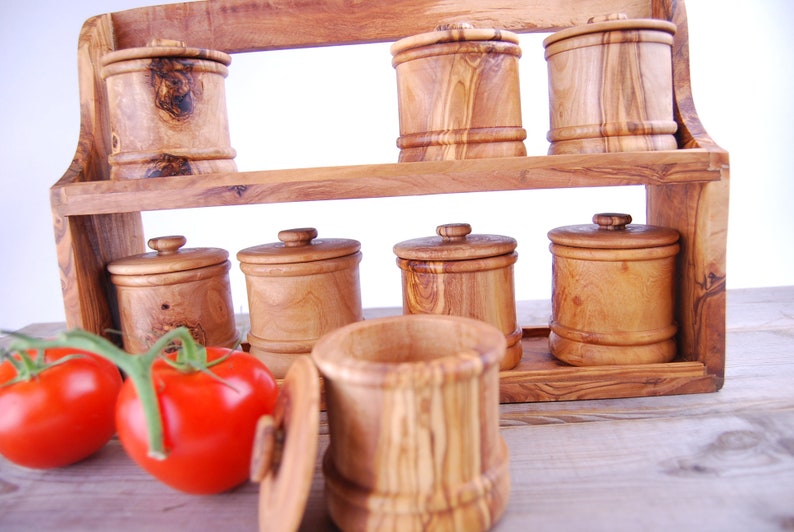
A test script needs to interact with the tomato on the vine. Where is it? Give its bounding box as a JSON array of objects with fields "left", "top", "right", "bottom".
[
  {"left": 0, "top": 347, "right": 123, "bottom": 469},
  {"left": 116, "top": 346, "right": 278, "bottom": 494}
]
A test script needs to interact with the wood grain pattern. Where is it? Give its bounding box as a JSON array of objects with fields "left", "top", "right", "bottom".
[
  {"left": 392, "top": 28, "right": 526, "bottom": 161},
  {"left": 544, "top": 18, "right": 678, "bottom": 154},
  {"left": 238, "top": 229, "right": 363, "bottom": 378},
  {"left": 312, "top": 315, "right": 509, "bottom": 531},
  {"left": 101, "top": 42, "right": 236, "bottom": 180}
]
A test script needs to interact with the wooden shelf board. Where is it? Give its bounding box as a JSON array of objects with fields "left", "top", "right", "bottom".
[
  {"left": 498, "top": 334, "right": 718, "bottom": 403},
  {"left": 50, "top": 149, "right": 725, "bottom": 216}
]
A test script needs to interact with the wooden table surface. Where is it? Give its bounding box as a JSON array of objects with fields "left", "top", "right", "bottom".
[{"left": 1, "top": 286, "right": 793, "bottom": 531}]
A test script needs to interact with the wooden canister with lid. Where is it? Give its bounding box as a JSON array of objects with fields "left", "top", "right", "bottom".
[
  {"left": 391, "top": 24, "right": 526, "bottom": 162},
  {"left": 394, "top": 223, "right": 522, "bottom": 370},
  {"left": 548, "top": 213, "right": 680, "bottom": 366},
  {"left": 312, "top": 314, "right": 510, "bottom": 531},
  {"left": 543, "top": 14, "right": 678, "bottom": 154},
  {"left": 100, "top": 39, "right": 237, "bottom": 179},
  {"left": 107, "top": 235, "right": 238, "bottom": 353},
  {"left": 237, "top": 228, "right": 363, "bottom": 378}
]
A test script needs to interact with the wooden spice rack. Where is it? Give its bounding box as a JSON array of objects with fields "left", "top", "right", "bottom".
[{"left": 50, "top": 0, "right": 729, "bottom": 402}]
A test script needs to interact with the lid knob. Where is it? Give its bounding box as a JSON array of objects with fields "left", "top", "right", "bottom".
[
  {"left": 593, "top": 213, "right": 632, "bottom": 231},
  {"left": 146, "top": 38, "right": 187, "bottom": 47},
  {"left": 436, "top": 223, "right": 472, "bottom": 242},
  {"left": 278, "top": 228, "right": 318, "bottom": 248},
  {"left": 148, "top": 235, "right": 187, "bottom": 254}
]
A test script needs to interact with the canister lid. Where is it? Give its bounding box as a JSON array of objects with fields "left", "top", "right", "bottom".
[
  {"left": 100, "top": 38, "right": 232, "bottom": 68},
  {"left": 547, "top": 213, "right": 679, "bottom": 249},
  {"left": 543, "top": 13, "right": 676, "bottom": 49},
  {"left": 237, "top": 228, "right": 361, "bottom": 265},
  {"left": 391, "top": 23, "right": 520, "bottom": 56},
  {"left": 107, "top": 235, "right": 229, "bottom": 276},
  {"left": 394, "top": 223, "right": 517, "bottom": 261},
  {"left": 250, "top": 356, "right": 319, "bottom": 531}
]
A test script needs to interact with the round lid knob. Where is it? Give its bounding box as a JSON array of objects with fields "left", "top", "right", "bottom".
[
  {"left": 237, "top": 228, "right": 361, "bottom": 264},
  {"left": 107, "top": 235, "right": 229, "bottom": 276},
  {"left": 394, "top": 223, "right": 517, "bottom": 261},
  {"left": 547, "top": 213, "right": 679, "bottom": 249}
]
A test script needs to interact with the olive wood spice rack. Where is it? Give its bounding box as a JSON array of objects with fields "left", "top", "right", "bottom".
[{"left": 50, "top": 0, "right": 729, "bottom": 403}]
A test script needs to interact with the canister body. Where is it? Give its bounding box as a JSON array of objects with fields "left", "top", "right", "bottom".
[
  {"left": 108, "top": 236, "right": 238, "bottom": 354},
  {"left": 101, "top": 40, "right": 236, "bottom": 179},
  {"left": 544, "top": 17, "right": 677, "bottom": 154},
  {"left": 312, "top": 314, "right": 510, "bottom": 531},
  {"left": 394, "top": 224, "right": 523, "bottom": 370},
  {"left": 238, "top": 228, "right": 363, "bottom": 378},
  {"left": 391, "top": 25, "right": 526, "bottom": 162},
  {"left": 548, "top": 214, "right": 679, "bottom": 366}
]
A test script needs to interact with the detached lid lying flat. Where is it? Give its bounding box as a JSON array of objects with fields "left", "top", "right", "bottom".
[
  {"left": 237, "top": 228, "right": 361, "bottom": 264},
  {"left": 548, "top": 213, "right": 679, "bottom": 249},
  {"left": 394, "top": 223, "right": 517, "bottom": 261},
  {"left": 107, "top": 235, "right": 229, "bottom": 276}
]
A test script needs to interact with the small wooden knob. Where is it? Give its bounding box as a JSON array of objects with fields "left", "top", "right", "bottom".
[
  {"left": 436, "top": 223, "right": 472, "bottom": 242},
  {"left": 146, "top": 38, "right": 186, "bottom": 47},
  {"left": 593, "top": 213, "right": 632, "bottom": 231},
  {"left": 278, "top": 228, "right": 318, "bottom": 248},
  {"left": 147, "top": 235, "right": 187, "bottom": 254}
]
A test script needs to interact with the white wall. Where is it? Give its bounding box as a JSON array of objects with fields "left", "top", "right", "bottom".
[{"left": 1, "top": 0, "right": 792, "bottom": 333}]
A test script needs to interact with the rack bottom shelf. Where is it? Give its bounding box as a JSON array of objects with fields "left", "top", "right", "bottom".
[{"left": 500, "top": 328, "right": 719, "bottom": 403}]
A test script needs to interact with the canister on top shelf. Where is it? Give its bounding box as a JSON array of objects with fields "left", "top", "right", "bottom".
[
  {"left": 312, "top": 314, "right": 510, "bottom": 531},
  {"left": 548, "top": 213, "right": 680, "bottom": 366},
  {"left": 237, "top": 228, "right": 363, "bottom": 378},
  {"left": 394, "top": 223, "right": 522, "bottom": 370},
  {"left": 107, "top": 235, "right": 238, "bottom": 354},
  {"left": 543, "top": 14, "right": 678, "bottom": 154},
  {"left": 100, "top": 39, "right": 237, "bottom": 180},
  {"left": 391, "top": 23, "right": 526, "bottom": 162}
]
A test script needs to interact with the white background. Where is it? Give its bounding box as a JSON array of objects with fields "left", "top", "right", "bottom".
[{"left": 1, "top": 0, "right": 792, "bottom": 333}]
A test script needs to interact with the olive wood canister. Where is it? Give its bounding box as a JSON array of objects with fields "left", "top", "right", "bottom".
[
  {"left": 237, "top": 228, "right": 363, "bottom": 378},
  {"left": 107, "top": 235, "right": 238, "bottom": 354},
  {"left": 394, "top": 223, "right": 522, "bottom": 370},
  {"left": 391, "top": 24, "right": 526, "bottom": 162},
  {"left": 548, "top": 213, "right": 680, "bottom": 366},
  {"left": 543, "top": 14, "right": 677, "bottom": 154},
  {"left": 100, "top": 39, "right": 237, "bottom": 179},
  {"left": 312, "top": 314, "right": 510, "bottom": 531}
]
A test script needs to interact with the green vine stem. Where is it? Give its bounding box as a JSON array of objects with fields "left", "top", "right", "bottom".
[{"left": 2, "top": 327, "right": 205, "bottom": 460}]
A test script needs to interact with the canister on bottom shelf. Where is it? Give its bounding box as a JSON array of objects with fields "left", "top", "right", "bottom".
[
  {"left": 547, "top": 213, "right": 680, "bottom": 366},
  {"left": 391, "top": 23, "right": 526, "bottom": 162},
  {"left": 312, "top": 314, "right": 510, "bottom": 531},
  {"left": 100, "top": 39, "right": 237, "bottom": 179},
  {"left": 237, "top": 228, "right": 363, "bottom": 378},
  {"left": 543, "top": 14, "right": 678, "bottom": 154},
  {"left": 107, "top": 235, "right": 238, "bottom": 354},
  {"left": 394, "top": 223, "right": 522, "bottom": 370}
]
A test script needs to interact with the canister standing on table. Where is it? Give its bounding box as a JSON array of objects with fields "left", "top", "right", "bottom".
[
  {"left": 237, "top": 228, "right": 363, "bottom": 378},
  {"left": 394, "top": 223, "right": 523, "bottom": 370},
  {"left": 548, "top": 213, "right": 680, "bottom": 366},
  {"left": 107, "top": 235, "right": 238, "bottom": 354}
]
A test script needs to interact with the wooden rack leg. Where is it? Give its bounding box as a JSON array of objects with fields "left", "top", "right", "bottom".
[
  {"left": 646, "top": 174, "right": 729, "bottom": 387},
  {"left": 53, "top": 211, "right": 145, "bottom": 338}
]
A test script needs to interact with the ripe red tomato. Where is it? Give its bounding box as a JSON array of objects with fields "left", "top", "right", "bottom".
[
  {"left": 0, "top": 348, "right": 123, "bottom": 469},
  {"left": 115, "top": 346, "right": 278, "bottom": 494}
]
